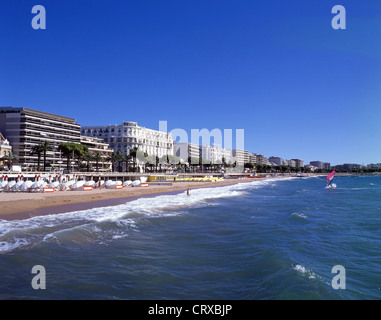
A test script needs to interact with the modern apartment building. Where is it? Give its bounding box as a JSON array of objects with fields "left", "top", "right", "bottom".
[
  {"left": 80, "top": 136, "right": 114, "bottom": 171},
  {"left": 367, "top": 163, "right": 381, "bottom": 169},
  {"left": 287, "top": 159, "right": 297, "bottom": 167},
  {"left": 173, "top": 142, "right": 200, "bottom": 163},
  {"left": 250, "top": 153, "right": 271, "bottom": 166},
  {"left": 309, "top": 161, "right": 330, "bottom": 170},
  {"left": 269, "top": 156, "right": 287, "bottom": 166},
  {"left": 81, "top": 121, "right": 173, "bottom": 159},
  {"left": 0, "top": 107, "right": 81, "bottom": 170},
  {"left": 232, "top": 149, "right": 249, "bottom": 164},
  {"left": 199, "top": 145, "right": 232, "bottom": 164},
  {"left": 291, "top": 159, "right": 304, "bottom": 168}
]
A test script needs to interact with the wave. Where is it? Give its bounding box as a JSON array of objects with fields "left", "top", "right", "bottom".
[
  {"left": 0, "top": 178, "right": 286, "bottom": 253},
  {"left": 292, "top": 264, "right": 317, "bottom": 279},
  {"left": 291, "top": 212, "right": 308, "bottom": 220}
]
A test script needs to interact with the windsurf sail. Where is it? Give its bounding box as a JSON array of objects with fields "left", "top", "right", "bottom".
[{"left": 326, "top": 170, "right": 336, "bottom": 186}]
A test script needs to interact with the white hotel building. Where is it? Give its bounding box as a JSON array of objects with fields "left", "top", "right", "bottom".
[
  {"left": 199, "top": 145, "right": 232, "bottom": 164},
  {"left": 81, "top": 121, "right": 173, "bottom": 159}
]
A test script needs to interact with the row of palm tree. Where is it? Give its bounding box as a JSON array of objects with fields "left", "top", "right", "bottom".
[
  {"left": 6, "top": 142, "right": 314, "bottom": 174},
  {"left": 104, "top": 150, "right": 239, "bottom": 173},
  {"left": 107, "top": 148, "right": 149, "bottom": 172},
  {"left": 30, "top": 141, "right": 52, "bottom": 171},
  {"left": 28, "top": 141, "right": 106, "bottom": 172}
]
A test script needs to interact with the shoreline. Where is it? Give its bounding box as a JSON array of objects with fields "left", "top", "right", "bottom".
[{"left": 0, "top": 178, "right": 269, "bottom": 221}]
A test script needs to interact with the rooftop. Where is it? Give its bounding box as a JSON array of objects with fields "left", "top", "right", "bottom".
[{"left": 0, "top": 106, "right": 78, "bottom": 124}]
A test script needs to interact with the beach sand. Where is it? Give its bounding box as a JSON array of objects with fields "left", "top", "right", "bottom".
[{"left": 0, "top": 178, "right": 267, "bottom": 220}]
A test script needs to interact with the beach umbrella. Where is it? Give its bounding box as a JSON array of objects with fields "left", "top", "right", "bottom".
[
  {"left": 71, "top": 180, "right": 85, "bottom": 190},
  {"left": 0, "top": 176, "right": 9, "bottom": 189},
  {"left": 105, "top": 180, "right": 115, "bottom": 189},
  {"left": 30, "top": 177, "right": 44, "bottom": 190},
  {"left": 94, "top": 175, "right": 103, "bottom": 188},
  {"left": 11, "top": 178, "right": 24, "bottom": 191},
  {"left": 48, "top": 181, "right": 60, "bottom": 188},
  {"left": 4, "top": 180, "right": 16, "bottom": 190},
  {"left": 59, "top": 175, "right": 74, "bottom": 190},
  {"left": 123, "top": 180, "right": 132, "bottom": 187},
  {"left": 19, "top": 181, "right": 33, "bottom": 191},
  {"left": 132, "top": 180, "right": 141, "bottom": 187},
  {"left": 84, "top": 180, "right": 95, "bottom": 186},
  {"left": 94, "top": 180, "right": 104, "bottom": 188},
  {"left": 85, "top": 175, "right": 95, "bottom": 186}
]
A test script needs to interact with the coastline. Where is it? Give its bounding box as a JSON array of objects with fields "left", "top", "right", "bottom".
[{"left": 0, "top": 178, "right": 269, "bottom": 221}]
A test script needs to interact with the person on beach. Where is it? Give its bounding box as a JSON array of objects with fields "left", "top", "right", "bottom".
[{"left": 187, "top": 188, "right": 190, "bottom": 196}]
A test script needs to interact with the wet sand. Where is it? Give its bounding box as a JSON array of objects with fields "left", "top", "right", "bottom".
[{"left": 0, "top": 178, "right": 266, "bottom": 221}]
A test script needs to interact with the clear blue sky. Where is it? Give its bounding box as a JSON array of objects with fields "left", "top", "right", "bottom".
[{"left": 1, "top": 0, "right": 381, "bottom": 165}]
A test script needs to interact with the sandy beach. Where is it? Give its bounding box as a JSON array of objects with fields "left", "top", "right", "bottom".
[{"left": 0, "top": 178, "right": 267, "bottom": 220}]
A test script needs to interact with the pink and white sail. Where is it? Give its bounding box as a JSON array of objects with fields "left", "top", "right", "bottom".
[{"left": 326, "top": 170, "right": 336, "bottom": 186}]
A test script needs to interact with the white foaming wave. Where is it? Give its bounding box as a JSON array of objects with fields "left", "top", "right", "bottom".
[
  {"left": 0, "top": 237, "right": 30, "bottom": 253},
  {"left": 292, "top": 264, "right": 317, "bottom": 279},
  {"left": 0, "top": 178, "right": 287, "bottom": 253},
  {"left": 291, "top": 212, "right": 308, "bottom": 220},
  {"left": 82, "top": 178, "right": 282, "bottom": 223},
  {"left": 90, "top": 184, "right": 252, "bottom": 223}
]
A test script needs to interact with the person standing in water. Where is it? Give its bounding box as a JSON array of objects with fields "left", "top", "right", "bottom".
[{"left": 187, "top": 188, "right": 190, "bottom": 196}]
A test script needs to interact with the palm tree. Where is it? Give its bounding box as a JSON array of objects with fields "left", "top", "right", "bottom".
[
  {"left": 82, "top": 153, "right": 94, "bottom": 172},
  {"left": 40, "top": 141, "right": 52, "bottom": 171},
  {"left": 3, "top": 152, "right": 19, "bottom": 170},
  {"left": 92, "top": 152, "right": 103, "bottom": 172},
  {"left": 74, "top": 144, "right": 89, "bottom": 171},
  {"left": 255, "top": 164, "right": 263, "bottom": 173},
  {"left": 58, "top": 142, "right": 88, "bottom": 172},
  {"left": 30, "top": 145, "right": 43, "bottom": 171},
  {"left": 107, "top": 152, "right": 122, "bottom": 172},
  {"left": 113, "top": 151, "right": 124, "bottom": 172},
  {"left": 121, "top": 153, "right": 132, "bottom": 172},
  {"left": 58, "top": 142, "right": 76, "bottom": 171},
  {"left": 129, "top": 147, "right": 139, "bottom": 172}
]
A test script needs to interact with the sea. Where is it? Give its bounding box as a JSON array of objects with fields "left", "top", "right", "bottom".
[{"left": 0, "top": 175, "right": 381, "bottom": 300}]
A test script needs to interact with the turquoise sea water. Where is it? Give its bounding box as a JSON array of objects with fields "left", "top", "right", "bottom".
[{"left": 0, "top": 175, "right": 381, "bottom": 299}]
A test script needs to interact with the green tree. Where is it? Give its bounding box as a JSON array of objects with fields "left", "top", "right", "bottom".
[
  {"left": 129, "top": 147, "right": 139, "bottom": 171},
  {"left": 107, "top": 152, "right": 123, "bottom": 172},
  {"left": 82, "top": 153, "right": 94, "bottom": 172},
  {"left": 58, "top": 142, "right": 76, "bottom": 171},
  {"left": 93, "top": 152, "right": 103, "bottom": 172},
  {"left": 40, "top": 141, "right": 52, "bottom": 171},
  {"left": 58, "top": 142, "right": 88, "bottom": 172},
  {"left": 115, "top": 151, "right": 125, "bottom": 172},
  {"left": 30, "top": 145, "right": 43, "bottom": 171},
  {"left": 3, "top": 152, "right": 19, "bottom": 170}
]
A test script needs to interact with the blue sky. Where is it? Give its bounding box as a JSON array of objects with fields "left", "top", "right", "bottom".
[{"left": 1, "top": 0, "right": 381, "bottom": 165}]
